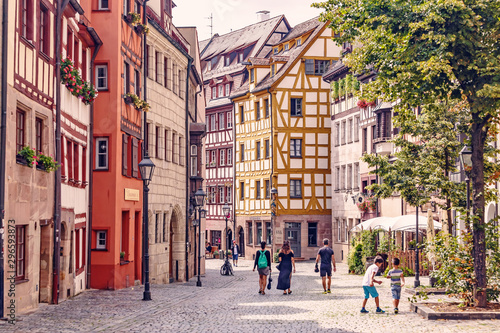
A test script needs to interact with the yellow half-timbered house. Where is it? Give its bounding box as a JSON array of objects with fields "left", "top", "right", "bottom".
[{"left": 231, "top": 17, "right": 341, "bottom": 260}]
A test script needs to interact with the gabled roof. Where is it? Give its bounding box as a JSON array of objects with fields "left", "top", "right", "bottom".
[
  {"left": 231, "top": 17, "right": 327, "bottom": 98},
  {"left": 322, "top": 60, "right": 347, "bottom": 82},
  {"left": 200, "top": 15, "right": 286, "bottom": 61}
]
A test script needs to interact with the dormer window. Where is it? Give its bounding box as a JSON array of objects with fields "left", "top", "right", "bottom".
[
  {"left": 238, "top": 53, "right": 243, "bottom": 63},
  {"left": 284, "top": 44, "right": 289, "bottom": 51},
  {"left": 296, "top": 39, "right": 302, "bottom": 46},
  {"left": 225, "top": 83, "right": 230, "bottom": 96},
  {"left": 218, "top": 85, "right": 224, "bottom": 97},
  {"left": 274, "top": 47, "right": 278, "bottom": 55},
  {"left": 271, "top": 64, "right": 275, "bottom": 77},
  {"left": 211, "top": 57, "right": 218, "bottom": 68},
  {"left": 225, "top": 56, "right": 230, "bottom": 67},
  {"left": 250, "top": 68, "right": 255, "bottom": 83},
  {"left": 212, "top": 87, "right": 217, "bottom": 99}
]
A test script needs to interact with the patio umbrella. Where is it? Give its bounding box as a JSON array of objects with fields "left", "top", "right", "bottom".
[
  {"left": 391, "top": 214, "right": 442, "bottom": 232},
  {"left": 349, "top": 216, "right": 394, "bottom": 233}
]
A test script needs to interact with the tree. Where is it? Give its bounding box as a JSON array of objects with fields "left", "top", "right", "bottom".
[{"left": 313, "top": 0, "right": 500, "bottom": 306}]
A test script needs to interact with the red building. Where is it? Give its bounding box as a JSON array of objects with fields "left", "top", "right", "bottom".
[{"left": 90, "top": 0, "right": 145, "bottom": 290}]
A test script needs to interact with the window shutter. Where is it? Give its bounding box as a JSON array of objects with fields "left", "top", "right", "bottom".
[
  {"left": 122, "top": 134, "right": 128, "bottom": 176},
  {"left": 305, "top": 59, "right": 314, "bottom": 74},
  {"left": 132, "top": 137, "right": 138, "bottom": 178}
]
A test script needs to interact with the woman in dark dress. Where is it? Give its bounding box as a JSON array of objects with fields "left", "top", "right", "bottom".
[{"left": 277, "top": 241, "right": 296, "bottom": 294}]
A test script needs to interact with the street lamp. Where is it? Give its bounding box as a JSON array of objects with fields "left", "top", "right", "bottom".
[
  {"left": 270, "top": 187, "right": 278, "bottom": 256},
  {"left": 139, "top": 156, "right": 155, "bottom": 301},
  {"left": 221, "top": 202, "right": 232, "bottom": 275},
  {"left": 193, "top": 188, "right": 206, "bottom": 287},
  {"left": 460, "top": 146, "right": 472, "bottom": 233}
]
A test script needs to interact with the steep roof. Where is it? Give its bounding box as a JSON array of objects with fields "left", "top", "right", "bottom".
[
  {"left": 231, "top": 17, "right": 326, "bottom": 98},
  {"left": 322, "top": 60, "right": 347, "bottom": 82},
  {"left": 200, "top": 15, "right": 286, "bottom": 61}
]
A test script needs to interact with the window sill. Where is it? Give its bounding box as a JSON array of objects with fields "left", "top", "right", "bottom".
[
  {"left": 92, "top": 248, "right": 108, "bottom": 251},
  {"left": 39, "top": 51, "right": 51, "bottom": 63},
  {"left": 308, "top": 245, "right": 318, "bottom": 247},
  {"left": 15, "top": 278, "right": 29, "bottom": 285},
  {"left": 20, "top": 36, "right": 35, "bottom": 49},
  {"left": 290, "top": 156, "right": 302, "bottom": 159},
  {"left": 290, "top": 115, "right": 303, "bottom": 117},
  {"left": 94, "top": 168, "right": 109, "bottom": 172},
  {"left": 290, "top": 196, "right": 302, "bottom": 199},
  {"left": 120, "top": 260, "right": 131, "bottom": 266}
]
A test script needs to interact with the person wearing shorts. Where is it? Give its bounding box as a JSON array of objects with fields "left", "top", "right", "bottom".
[
  {"left": 231, "top": 240, "right": 240, "bottom": 267},
  {"left": 387, "top": 257, "right": 405, "bottom": 314},
  {"left": 315, "top": 238, "right": 336, "bottom": 294},
  {"left": 361, "top": 256, "right": 385, "bottom": 314},
  {"left": 253, "top": 241, "right": 271, "bottom": 295}
]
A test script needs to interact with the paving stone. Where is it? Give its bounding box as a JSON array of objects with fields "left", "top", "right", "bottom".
[{"left": 0, "top": 259, "right": 498, "bottom": 332}]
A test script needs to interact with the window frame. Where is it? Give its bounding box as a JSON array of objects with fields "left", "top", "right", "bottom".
[
  {"left": 290, "top": 98, "right": 302, "bottom": 117},
  {"left": 227, "top": 148, "right": 233, "bottom": 166},
  {"left": 39, "top": 3, "right": 50, "bottom": 56},
  {"left": 20, "top": 0, "right": 34, "bottom": 41},
  {"left": 98, "top": 0, "right": 109, "bottom": 10},
  {"left": 255, "top": 101, "right": 260, "bottom": 120},
  {"left": 96, "top": 230, "right": 107, "bottom": 250},
  {"left": 35, "top": 117, "right": 43, "bottom": 154},
  {"left": 256, "top": 141, "right": 261, "bottom": 160},
  {"left": 16, "top": 225, "right": 26, "bottom": 281},
  {"left": 212, "top": 86, "right": 217, "bottom": 99},
  {"left": 95, "top": 64, "right": 108, "bottom": 90},
  {"left": 290, "top": 179, "right": 302, "bottom": 198},
  {"left": 290, "top": 139, "right": 302, "bottom": 158},
  {"left": 218, "top": 112, "right": 225, "bottom": 130},
  {"left": 16, "top": 109, "right": 26, "bottom": 153},
  {"left": 265, "top": 139, "right": 270, "bottom": 159},
  {"left": 240, "top": 182, "right": 245, "bottom": 201},
  {"left": 308, "top": 222, "right": 318, "bottom": 247},
  {"left": 95, "top": 137, "right": 109, "bottom": 170},
  {"left": 240, "top": 144, "right": 245, "bottom": 162},
  {"left": 226, "top": 112, "right": 233, "bottom": 128},
  {"left": 219, "top": 149, "right": 225, "bottom": 166},
  {"left": 256, "top": 180, "right": 261, "bottom": 199}
]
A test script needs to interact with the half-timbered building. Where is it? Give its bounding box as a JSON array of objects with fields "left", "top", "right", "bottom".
[
  {"left": 199, "top": 14, "right": 290, "bottom": 256},
  {"left": 231, "top": 17, "right": 340, "bottom": 260}
]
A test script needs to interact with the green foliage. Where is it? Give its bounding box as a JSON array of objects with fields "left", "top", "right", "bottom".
[
  {"left": 348, "top": 244, "right": 364, "bottom": 274},
  {"left": 127, "top": 12, "right": 141, "bottom": 25},
  {"left": 18, "top": 146, "right": 37, "bottom": 166},
  {"left": 331, "top": 80, "right": 339, "bottom": 100},
  {"left": 402, "top": 267, "right": 415, "bottom": 277},
  {"left": 125, "top": 93, "right": 150, "bottom": 112},
  {"left": 360, "top": 230, "right": 377, "bottom": 259},
  {"left": 273, "top": 250, "right": 280, "bottom": 263},
  {"left": 37, "top": 153, "right": 59, "bottom": 172},
  {"left": 426, "top": 223, "right": 500, "bottom": 306},
  {"left": 61, "top": 58, "right": 98, "bottom": 105}
]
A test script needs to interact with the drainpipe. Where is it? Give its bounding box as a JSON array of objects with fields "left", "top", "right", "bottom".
[
  {"left": 0, "top": 0, "right": 9, "bottom": 319},
  {"left": 52, "top": 0, "right": 71, "bottom": 306},
  {"left": 267, "top": 88, "right": 274, "bottom": 256},
  {"left": 86, "top": 27, "right": 102, "bottom": 289},
  {"left": 142, "top": 0, "right": 149, "bottom": 284},
  {"left": 185, "top": 58, "right": 192, "bottom": 281}
]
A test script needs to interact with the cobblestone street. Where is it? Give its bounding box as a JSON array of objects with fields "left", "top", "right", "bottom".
[{"left": 1, "top": 259, "right": 498, "bottom": 332}]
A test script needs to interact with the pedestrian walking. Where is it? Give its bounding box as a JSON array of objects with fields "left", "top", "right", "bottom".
[
  {"left": 231, "top": 240, "right": 240, "bottom": 267},
  {"left": 315, "top": 238, "right": 336, "bottom": 294},
  {"left": 253, "top": 241, "right": 271, "bottom": 295},
  {"left": 361, "top": 256, "right": 385, "bottom": 314},
  {"left": 277, "top": 240, "right": 296, "bottom": 295},
  {"left": 386, "top": 257, "right": 405, "bottom": 314}
]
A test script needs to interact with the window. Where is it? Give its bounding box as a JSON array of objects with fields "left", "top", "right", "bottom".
[
  {"left": 123, "top": 0, "right": 130, "bottom": 16},
  {"left": 210, "top": 114, "right": 216, "bottom": 131},
  {"left": 271, "top": 64, "right": 275, "bottom": 77},
  {"left": 335, "top": 167, "right": 340, "bottom": 191},
  {"left": 291, "top": 98, "right": 302, "bottom": 116},
  {"left": 256, "top": 141, "right": 261, "bottom": 160},
  {"left": 39, "top": 4, "right": 50, "bottom": 55},
  {"left": 256, "top": 180, "right": 261, "bottom": 199},
  {"left": 73, "top": 143, "right": 79, "bottom": 182},
  {"left": 290, "top": 179, "right": 302, "bottom": 198},
  {"left": 96, "top": 230, "right": 107, "bottom": 249},
  {"left": 240, "top": 182, "right": 245, "bottom": 200},
  {"left": 227, "top": 148, "right": 232, "bottom": 165},
  {"left": 173, "top": 63, "right": 178, "bottom": 93},
  {"left": 96, "top": 65, "right": 108, "bottom": 90},
  {"left": 210, "top": 187, "right": 216, "bottom": 204},
  {"left": 250, "top": 68, "right": 254, "bottom": 83},
  {"left": 219, "top": 149, "right": 225, "bottom": 166},
  {"left": 266, "top": 222, "right": 272, "bottom": 244},
  {"left": 265, "top": 180, "right": 270, "bottom": 198},
  {"left": 240, "top": 105, "right": 244, "bottom": 123},
  {"left": 341, "top": 165, "right": 346, "bottom": 189},
  {"left": 225, "top": 83, "right": 230, "bottom": 96},
  {"left": 82, "top": 49, "right": 87, "bottom": 81},
  {"left": 211, "top": 230, "right": 221, "bottom": 248},
  {"left": 363, "top": 128, "right": 368, "bottom": 153},
  {"left": 341, "top": 120, "right": 346, "bottom": 145},
  {"left": 218, "top": 113, "right": 225, "bottom": 130},
  {"left": 290, "top": 139, "right": 302, "bottom": 158},
  {"left": 164, "top": 129, "right": 171, "bottom": 161},
  {"left": 255, "top": 101, "right": 260, "bottom": 120},
  {"left": 347, "top": 164, "right": 352, "bottom": 190},
  {"left": 348, "top": 118, "right": 353, "bottom": 143},
  {"left": 95, "top": 138, "right": 108, "bottom": 169},
  {"left": 264, "top": 99, "right": 269, "bottom": 118},
  {"left": 155, "top": 126, "right": 160, "bottom": 158},
  {"left": 67, "top": 141, "right": 73, "bottom": 180},
  {"left": 248, "top": 222, "right": 253, "bottom": 245},
  {"left": 256, "top": 222, "right": 262, "bottom": 242},
  {"left": 155, "top": 213, "right": 160, "bottom": 243},
  {"left": 190, "top": 155, "right": 197, "bottom": 177},
  {"left": 353, "top": 163, "right": 360, "bottom": 190},
  {"left": 284, "top": 44, "right": 289, "bottom": 51},
  {"left": 227, "top": 186, "right": 232, "bottom": 203},
  {"left": 145, "top": 45, "right": 150, "bottom": 78},
  {"left": 296, "top": 39, "right": 301, "bottom": 46},
  {"left": 135, "top": 69, "right": 141, "bottom": 97},
  {"left": 212, "top": 87, "right": 217, "bottom": 99},
  {"left": 20, "top": 0, "right": 33, "bottom": 41},
  {"left": 164, "top": 57, "right": 169, "bottom": 88},
  {"left": 337, "top": 219, "right": 341, "bottom": 242},
  {"left": 16, "top": 225, "right": 26, "bottom": 281},
  {"left": 314, "top": 60, "right": 330, "bottom": 75},
  {"left": 16, "top": 109, "right": 25, "bottom": 153},
  {"left": 274, "top": 47, "right": 278, "bottom": 55},
  {"left": 218, "top": 186, "right": 224, "bottom": 203},
  {"left": 238, "top": 53, "right": 243, "bottom": 63},
  {"left": 163, "top": 213, "right": 168, "bottom": 242},
  {"left": 210, "top": 150, "right": 216, "bottom": 166},
  {"left": 265, "top": 139, "right": 270, "bottom": 159},
  {"left": 354, "top": 116, "right": 360, "bottom": 141},
  {"left": 335, "top": 122, "right": 340, "bottom": 146},
  {"left": 124, "top": 62, "right": 130, "bottom": 94},
  {"left": 308, "top": 222, "right": 317, "bottom": 246},
  {"left": 67, "top": 31, "right": 73, "bottom": 60},
  {"left": 35, "top": 117, "right": 42, "bottom": 153},
  {"left": 218, "top": 85, "right": 223, "bottom": 97},
  {"left": 227, "top": 112, "right": 233, "bottom": 128},
  {"left": 225, "top": 56, "right": 230, "bottom": 66},
  {"left": 240, "top": 144, "right": 245, "bottom": 161}
]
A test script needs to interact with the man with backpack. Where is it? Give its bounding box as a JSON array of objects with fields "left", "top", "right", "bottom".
[{"left": 253, "top": 241, "right": 271, "bottom": 295}]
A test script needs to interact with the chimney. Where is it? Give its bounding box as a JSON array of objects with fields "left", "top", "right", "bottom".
[{"left": 256, "top": 10, "right": 270, "bottom": 22}]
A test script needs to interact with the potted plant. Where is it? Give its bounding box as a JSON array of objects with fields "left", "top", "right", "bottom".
[
  {"left": 367, "top": 100, "right": 377, "bottom": 107},
  {"left": 213, "top": 250, "right": 219, "bottom": 259},
  {"left": 17, "top": 146, "right": 37, "bottom": 167},
  {"left": 357, "top": 99, "right": 368, "bottom": 109},
  {"left": 120, "top": 251, "right": 126, "bottom": 263},
  {"left": 134, "top": 23, "right": 149, "bottom": 35},
  {"left": 37, "top": 153, "right": 59, "bottom": 172},
  {"left": 226, "top": 250, "right": 232, "bottom": 256},
  {"left": 124, "top": 93, "right": 136, "bottom": 105}
]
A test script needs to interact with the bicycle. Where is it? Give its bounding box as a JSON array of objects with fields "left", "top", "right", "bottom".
[{"left": 220, "top": 260, "right": 233, "bottom": 276}]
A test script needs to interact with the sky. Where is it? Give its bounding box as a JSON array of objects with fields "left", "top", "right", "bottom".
[{"left": 172, "top": 0, "right": 324, "bottom": 42}]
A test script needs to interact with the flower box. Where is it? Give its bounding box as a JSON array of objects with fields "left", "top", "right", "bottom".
[
  {"left": 16, "top": 154, "right": 28, "bottom": 166},
  {"left": 124, "top": 95, "right": 134, "bottom": 105},
  {"left": 134, "top": 24, "right": 149, "bottom": 35}
]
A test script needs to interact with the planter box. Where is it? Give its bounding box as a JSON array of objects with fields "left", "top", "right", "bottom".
[
  {"left": 124, "top": 95, "right": 134, "bottom": 105},
  {"left": 16, "top": 154, "right": 28, "bottom": 166},
  {"left": 134, "top": 25, "right": 146, "bottom": 34},
  {"left": 411, "top": 303, "right": 500, "bottom": 320}
]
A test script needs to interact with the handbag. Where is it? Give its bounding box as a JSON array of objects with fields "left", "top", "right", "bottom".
[
  {"left": 267, "top": 273, "right": 272, "bottom": 290},
  {"left": 276, "top": 262, "right": 281, "bottom": 271},
  {"left": 314, "top": 263, "right": 319, "bottom": 273}
]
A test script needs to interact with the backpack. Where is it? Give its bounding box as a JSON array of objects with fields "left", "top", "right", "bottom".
[{"left": 258, "top": 250, "right": 268, "bottom": 268}]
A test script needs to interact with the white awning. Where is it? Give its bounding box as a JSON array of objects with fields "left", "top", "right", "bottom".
[{"left": 350, "top": 215, "right": 442, "bottom": 233}]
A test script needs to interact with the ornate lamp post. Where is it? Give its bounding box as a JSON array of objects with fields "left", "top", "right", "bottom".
[
  {"left": 139, "top": 156, "right": 155, "bottom": 301},
  {"left": 221, "top": 203, "right": 232, "bottom": 275},
  {"left": 270, "top": 187, "right": 278, "bottom": 257},
  {"left": 193, "top": 188, "right": 206, "bottom": 287},
  {"left": 460, "top": 146, "right": 472, "bottom": 232}
]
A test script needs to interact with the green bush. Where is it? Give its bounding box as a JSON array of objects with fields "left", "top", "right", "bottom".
[
  {"left": 348, "top": 243, "right": 364, "bottom": 274},
  {"left": 273, "top": 249, "right": 280, "bottom": 263}
]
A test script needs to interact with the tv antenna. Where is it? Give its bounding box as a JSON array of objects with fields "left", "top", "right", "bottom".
[{"left": 206, "top": 13, "right": 213, "bottom": 38}]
